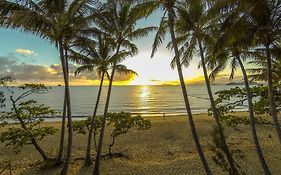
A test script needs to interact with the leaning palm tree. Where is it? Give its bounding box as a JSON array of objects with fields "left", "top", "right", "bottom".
[
  {"left": 231, "top": 0, "right": 281, "bottom": 144},
  {"left": 0, "top": 0, "right": 95, "bottom": 174},
  {"left": 207, "top": 23, "right": 272, "bottom": 173},
  {"left": 137, "top": 0, "right": 212, "bottom": 174},
  {"left": 69, "top": 34, "right": 137, "bottom": 166},
  {"left": 92, "top": 1, "right": 156, "bottom": 174},
  {"left": 167, "top": 1, "right": 240, "bottom": 173}
]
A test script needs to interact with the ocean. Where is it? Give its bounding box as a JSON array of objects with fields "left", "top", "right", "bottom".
[{"left": 0, "top": 85, "right": 246, "bottom": 117}]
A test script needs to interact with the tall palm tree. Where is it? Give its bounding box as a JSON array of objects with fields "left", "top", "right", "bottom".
[
  {"left": 208, "top": 28, "right": 272, "bottom": 174},
  {"left": 138, "top": 0, "right": 212, "bottom": 174},
  {"left": 167, "top": 1, "right": 240, "bottom": 173},
  {"left": 0, "top": 0, "right": 95, "bottom": 174},
  {"left": 92, "top": 1, "right": 155, "bottom": 174},
  {"left": 226, "top": 0, "right": 281, "bottom": 144},
  {"left": 69, "top": 35, "right": 137, "bottom": 166}
]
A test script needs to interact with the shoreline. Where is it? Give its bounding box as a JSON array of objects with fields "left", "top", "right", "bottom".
[
  {"left": 1, "top": 112, "right": 280, "bottom": 175},
  {"left": 40, "top": 109, "right": 250, "bottom": 120}
]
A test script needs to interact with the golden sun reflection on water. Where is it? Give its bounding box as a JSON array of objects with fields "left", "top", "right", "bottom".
[
  {"left": 140, "top": 86, "right": 150, "bottom": 100},
  {"left": 137, "top": 86, "right": 151, "bottom": 111}
]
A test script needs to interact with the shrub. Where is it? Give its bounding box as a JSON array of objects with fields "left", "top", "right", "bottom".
[
  {"left": 106, "top": 112, "right": 151, "bottom": 155},
  {"left": 0, "top": 84, "right": 57, "bottom": 160},
  {"left": 73, "top": 116, "right": 102, "bottom": 150},
  {"left": 73, "top": 112, "right": 151, "bottom": 156}
]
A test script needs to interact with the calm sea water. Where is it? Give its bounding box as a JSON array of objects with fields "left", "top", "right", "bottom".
[{"left": 0, "top": 85, "right": 246, "bottom": 117}]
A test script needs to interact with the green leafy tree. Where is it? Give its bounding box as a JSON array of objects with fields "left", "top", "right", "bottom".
[
  {"left": 106, "top": 112, "right": 151, "bottom": 156},
  {"left": 73, "top": 116, "right": 103, "bottom": 151},
  {"left": 73, "top": 112, "right": 151, "bottom": 157},
  {"left": 208, "top": 86, "right": 274, "bottom": 175},
  {"left": 213, "top": 85, "right": 281, "bottom": 120},
  {"left": 208, "top": 86, "right": 273, "bottom": 174},
  {"left": 0, "top": 84, "right": 57, "bottom": 161}
]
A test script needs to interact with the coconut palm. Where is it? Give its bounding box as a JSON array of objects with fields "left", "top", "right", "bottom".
[
  {"left": 91, "top": 1, "right": 156, "bottom": 174},
  {"left": 0, "top": 0, "right": 95, "bottom": 174},
  {"left": 166, "top": 1, "right": 240, "bottom": 173},
  {"left": 69, "top": 34, "right": 137, "bottom": 166},
  {"left": 137, "top": 0, "right": 212, "bottom": 174},
  {"left": 223, "top": 0, "right": 281, "bottom": 144},
  {"left": 207, "top": 23, "right": 272, "bottom": 173},
  {"left": 248, "top": 45, "right": 281, "bottom": 83},
  {"left": 249, "top": 2, "right": 281, "bottom": 143}
]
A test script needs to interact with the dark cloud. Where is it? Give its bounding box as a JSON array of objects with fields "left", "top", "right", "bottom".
[{"left": 0, "top": 55, "right": 135, "bottom": 85}]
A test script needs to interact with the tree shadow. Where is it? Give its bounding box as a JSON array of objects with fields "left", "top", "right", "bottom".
[
  {"left": 76, "top": 165, "right": 93, "bottom": 175},
  {"left": 102, "top": 152, "right": 130, "bottom": 159}
]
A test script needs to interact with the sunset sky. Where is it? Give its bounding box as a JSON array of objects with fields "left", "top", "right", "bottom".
[{"left": 0, "top": 10, "right": 240, "bottom": 86}]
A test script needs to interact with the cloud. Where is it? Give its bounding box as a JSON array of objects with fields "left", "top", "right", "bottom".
[
  {"left": 0, "top": 55, "right": 136, "bottom": 85},
  {"left": 15, "top": 49, "right": 37, "bottom": 56}
]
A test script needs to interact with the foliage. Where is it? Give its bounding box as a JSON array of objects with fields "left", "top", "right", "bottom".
[
  {"left": 0, "top": 84, "right": 57, "bottom": 153},
  {"left": 106, "top": 112, "right": 151, "bottom": 155},
  {"left": 209, "top": 126, "right": 245, "bottom": 175},
  {"left": 0, "top": 76, "right": 13, "bottom": 108},
  {"left": 208, "top": 85, "right": 277, "bottom": 127},
  {"left": 73, "top": 112, "right": 151, "bottom": 155},
  {"left": 73, "top": 116, "right": 102, "bottom": 135},
  {"left": 0, "top": 126, "right": 56, "bottom": 152}
]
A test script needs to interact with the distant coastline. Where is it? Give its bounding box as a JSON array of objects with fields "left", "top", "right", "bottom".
[{"left": 226, "top": 81, "right": 262, "bottom": 86}]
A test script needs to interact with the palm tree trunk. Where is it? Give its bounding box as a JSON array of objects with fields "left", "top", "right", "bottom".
[
  {"left": 59, "top": 44, "right": 73, "bottom": 175},
  {"left": 198, "top": 40, "right": 239, "bottom": 174},
  {"left": 167, "top": 8, "right": 212, "bottom": 175},
  {"left": 56, "top": 50, "right": 69, "bottom": 165},
  {"left": 265, "top": 43, "right": 281, "bottom": 144},
  {"left": 56, "top": 92, "right": 67, "bottom": 165},
  {"left": 93, "top": 134, "right": 98, "bottom": 151},
  {"left": 85, "top": 72, "right": 105, "bottom": 166},
  {"left": 237, "top": 56, "right": 271, "bottom": 175},
  {"left": 93, "top": 46, "right": 120, "bottom": 175}
]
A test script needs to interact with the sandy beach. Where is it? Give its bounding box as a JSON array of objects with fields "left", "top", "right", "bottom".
[{"left": 0, "top": 113, "right": 280, "bottom": 175}]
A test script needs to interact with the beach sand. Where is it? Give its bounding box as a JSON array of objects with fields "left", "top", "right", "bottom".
[{"left": 0, "top": 113, "right": 280, "bottom": 175}]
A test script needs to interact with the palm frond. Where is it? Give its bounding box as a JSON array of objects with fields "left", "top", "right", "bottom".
[{"left": 151, "top": 11, "right": 168, "bottom": 58}]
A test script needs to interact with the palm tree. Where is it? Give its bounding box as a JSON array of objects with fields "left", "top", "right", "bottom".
[
  {"left": 69, "top": 34, "right": 137, "bottom": 166},
  {"left": 0, "top": 0, "right": 95, "bottom": 174},
  {"left": 167, "top": 1, "right": 240, "bottom": 173},
  {"left": 228, "top": 0, "right": 281, "bottom": 144},
  {"left": 92, "top": 1, "right": 155, "bottom": 174},
  {"left": 248, "top": 46, "right": 281, "bottom": 82},
  {"left": 138, "top": 0, "right": 212, "bottom": 174},
  {"left": 208, "top": 28, "right": 272, "bottom": 174}
]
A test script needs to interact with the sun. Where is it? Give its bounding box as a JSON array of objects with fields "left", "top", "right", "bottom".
[{"left": 128, "top": 76, "right": 157, "bottom": 85}]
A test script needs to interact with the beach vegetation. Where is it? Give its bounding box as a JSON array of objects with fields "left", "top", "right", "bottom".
[
  {"left": 0, "top": 84, "right": 57, "bottom": 161},
  {"left": 70, "top": 33, "right": 137, "bottom": 165},
  {"left": 73, "top": 112, "right": 151, "bottom": 157},
  {"left": 90, "top": 1, "right": 155, "bottom": 173}
]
